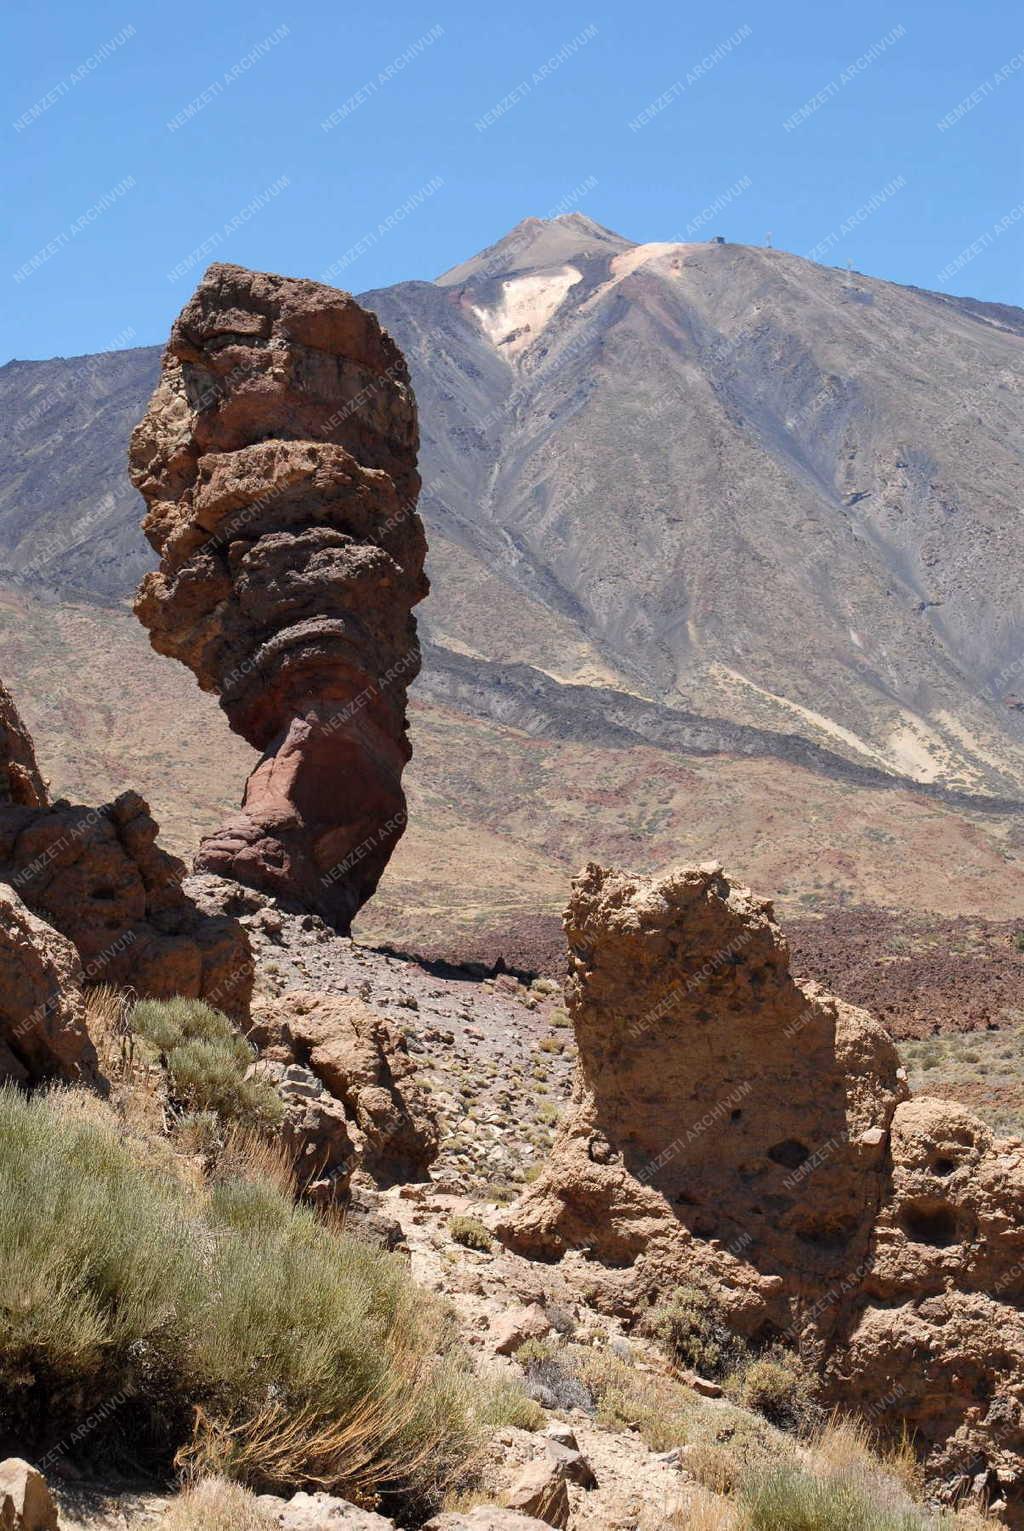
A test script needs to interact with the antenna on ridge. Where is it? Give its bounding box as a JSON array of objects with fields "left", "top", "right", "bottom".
[{"left": 765, "top": 231, "right": 773, "bottom": 248}]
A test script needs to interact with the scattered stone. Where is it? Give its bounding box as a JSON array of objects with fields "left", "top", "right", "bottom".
[
  {"left": 682, "top": 1371, "right": 724, "bottom": 1399},
  {"left": 544, "top": 1439, "right": 597, "bottom": 1488},
  {"left": 491, "top": 1302, "right": 552, "bottom": 1356},
  {"left": 543, "top": 1423, "right": 578, "bottom": 1450},
  {"left": 269, "top": 1490, "right": 396, "bottom": 1528},
  {"left": 504, "top": 1456, "right": 571, "bottom": 1528},
  {"left": 0, "top": 1459, "right": 59, "bottom": 1531},
  {"left": 423, "top": 1511, "right": 551, "bottom": 1530}
]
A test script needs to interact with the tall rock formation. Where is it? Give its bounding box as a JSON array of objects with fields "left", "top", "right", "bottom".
[
  {"left": 129, "top": 263, "right": 427, "bottom": 930},
  {"left": 499, "top": 863, "right": 1024, "bottom": 1515}
]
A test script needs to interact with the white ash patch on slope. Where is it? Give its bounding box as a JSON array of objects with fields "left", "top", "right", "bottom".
[{"left": 472, "top": 266, "right": 582, "bottom": 357}]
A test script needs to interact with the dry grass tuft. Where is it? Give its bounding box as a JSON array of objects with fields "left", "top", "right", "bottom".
[{"left": 161, "top": 1475, "right": 277, "bottom": 1531}]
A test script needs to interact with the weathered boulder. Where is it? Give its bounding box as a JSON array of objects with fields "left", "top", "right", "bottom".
[
  {"left": 0, "top": 1458, "right": 59, "bottom": 1530},
  {"left": 0, "top": 883, "right": 96, "bottom": 1086},
  {"left": 0, "top": 790, "right": 252, "bottom": 1019},
  {"left": 828, "top": 1095, "right": 1024, "bottom": 1504},
  {"left": 250, "top": 1057, "right": 357, "bottom": 1202},
  {"left": 490, "top": 1303, "right": 552, "bottom": 1356},
  {"left": 250, "top": 990, "right": 438, "bottom": 1185},
  {"left": 130, "top": 263, "right": 427, "bottom": 932},
  {"left": 503, "top": 1456, "right": 570, "bottom": 1529},
  {"left": 262, "top": 1490, "right": 396, "bottom": 1528},
  {"left": 498, "top": 861, "right": 1024, "bottom": 1517},
  {"left": 499, "top": 862, "right": 906, "bottom": 1341},
  {"left": 0, "top": 685, "right": 46, "bottom": 809}
]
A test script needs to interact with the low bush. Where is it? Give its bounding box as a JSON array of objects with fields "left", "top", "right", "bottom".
[
  {"left": 161, "top": 1476, "right": 277, "bottom": 1531},
  {"left": 517, "top": 1338, "right": 596, "bottom": 1415},
  {"left": 448, "top": 1215, "right": 493, "bottom": 1252},
  {"left": 640, "top": 1285, "right": 744, "bottom": 1378},
  {"left": 738, "top": 1464, "right": 925, "bottom": 1531},
  {"left": 129, "top": 998, "right": 283, "bottom": 1129},
  {"left": 726, "top": 1346, "right": 822, "bottom": 1434},
  {"left": 0, "top": 1087, "right": 522, "bottom": 1513}
]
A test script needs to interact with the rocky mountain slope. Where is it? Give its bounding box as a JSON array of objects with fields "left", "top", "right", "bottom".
[{"left": 1, "top": 216, "right": 1023, "bottom": 974}]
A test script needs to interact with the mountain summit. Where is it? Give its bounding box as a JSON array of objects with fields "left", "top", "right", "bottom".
[{"left": 436, "top": 212, "right": 634, "bottom": 286}]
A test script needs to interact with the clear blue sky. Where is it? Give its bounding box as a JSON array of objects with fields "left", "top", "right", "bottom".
[{"left": 3, "top": 0, "right": 1021, "bottom": 360}]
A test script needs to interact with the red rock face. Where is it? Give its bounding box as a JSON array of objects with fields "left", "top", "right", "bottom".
[
  {"left": 130, "top": 264, "right": 427, "bottom": 930},
  {"left": 0, "top": 681, "right": 47, "bottom": 809},
  {"left": 0, "top": 788, "right": 252, "bottom": 1019},
  {"left": 499, "top": 862, "right": 1024, "bottom": 1515}
]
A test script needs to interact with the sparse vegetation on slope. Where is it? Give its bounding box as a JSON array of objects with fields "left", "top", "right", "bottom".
[
  {"left": 129, "top": 996, "right": 284, "bottom": 1129},
  {"left": 0, "top": 1086, "right": 529, "bottom": 1512}
]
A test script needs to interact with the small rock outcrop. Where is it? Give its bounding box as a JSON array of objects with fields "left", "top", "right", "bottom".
[
  {"left": 250, "top": 990, "right": 438, "bottom": 1185},
  {"left": 130, "top": 263, "right": 428, "bottom": 932},
  {"left": 0, "top": 886, "right": 96, "bottom": 1086},
  {"left": 0, "top": 1457, "right": 59, "bottom": 1530},
  {"left": 499, "top": 862, "right": 907, "bottom": 1337},
  {"left": 0, "top": 790, "right": 252, "bottom": 1019},
  {"left": 498, "top": 862, "right": 1024, "bottom": 1514},
  {"left": 0, "top": 685, "right": 46, "bottom": 809},
  {"left": 0, "top": 680, "right": 252, "bottom": 1019}
]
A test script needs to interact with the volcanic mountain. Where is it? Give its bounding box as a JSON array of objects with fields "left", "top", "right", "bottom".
[{"left": 2, "top": 214, "right": 1023, "bottom": 978}]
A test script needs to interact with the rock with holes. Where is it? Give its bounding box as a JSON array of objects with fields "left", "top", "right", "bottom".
[
  {"left": 497, "top": 862, "right": 907, "bottom": 1342},
  {"left": 130, "top": 263, "right": 427, "bottom": 933},
  {"left": 249, "top": 990, "right": 437, "bottom": 1185},
  {"left": 497, "top": 861, "right": 1024, "bottom": 1518},
  {"left": 827, "top": 1096, "right": 1024, "bottom": 1502},
  {"left": 0, "top": 883, "right": 96, "bottom": 1087}
]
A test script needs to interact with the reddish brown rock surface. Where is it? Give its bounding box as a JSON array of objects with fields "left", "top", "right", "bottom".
[
  {"left": 499, "top": 862, "right": 1024, "bottom": 1516},
  {"left": 0, "top": 789, "right": 252, "bottom": 1019},
  {"left": 250, "top": 989, "right": 438, "bottom": 1185},
  {"left": 0, "top": 680, "right": 252, "bottom": 1019},
  {"left": 0, "top": 881, "right": 96, "bottom": 1086},
  {"left": 0, "top": 681, "right": 46, "bottom": 809},
  {"left": 130, "top": 263, "right": 427, "bottom": 931}
]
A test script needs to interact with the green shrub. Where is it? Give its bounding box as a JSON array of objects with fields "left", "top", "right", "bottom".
[
  {"left": 474, "top": 1373, "right": 545, "bottom": 1432},
  {"left": 726, "top": 1346, "right": 822, "bottom": 1434},
  {"left": 739, "top": 1465, "right": 925, "bottom": 1531},
  {"left": 449, "top": 1214, "right": 493, "bottom": 1251},
  {"left": 640, "top": 1285, "right": 744, "bottom": 1378},
  {"left": 0, "top": 1087, "right": 490, "bottom": 1511},
  {"left": 130, "top": 999, "right": 283, "bottom": 1129}
]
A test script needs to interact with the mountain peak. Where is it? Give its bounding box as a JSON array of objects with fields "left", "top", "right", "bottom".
[{"left": 436, "top": 213, "right": 634, "bottom": 288}]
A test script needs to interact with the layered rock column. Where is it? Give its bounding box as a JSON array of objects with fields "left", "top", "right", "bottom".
[{"left": 130, "top": 264, "right": 428, "bottom": 931}]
